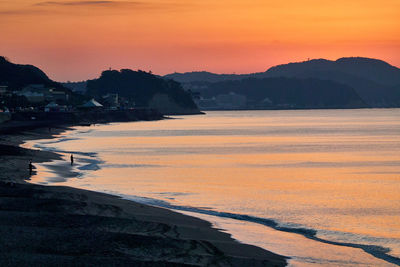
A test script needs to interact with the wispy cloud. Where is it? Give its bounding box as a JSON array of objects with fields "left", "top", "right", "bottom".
[
  {"left": 0, "top": 1, "right": 132, "bottom": 16},
  {"left": 0, "top": 9, "right": 49, "bottom": 16},
  {"left": 33, "top": 1, "right": 145, "bottom": 7},
  {"left": 0, "top": 0, "right": 190, "bottom": 17}
]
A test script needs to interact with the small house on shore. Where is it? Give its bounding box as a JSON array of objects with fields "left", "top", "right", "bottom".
[
  {"left": 79, "top": 99, "right": 103, "bottom": 110},
  {"left": 102, "top": 93, "right": 119, "bottom": 108},
  {"left": 16, "top": 84, "right": 69, "bottom": 104},
  {"left": 44, "top": 102, "right": 67, "bottom": 112}
]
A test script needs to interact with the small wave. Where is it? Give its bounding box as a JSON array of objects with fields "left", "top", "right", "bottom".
[
  {"left": 102, "top": 163, "right": 164, "bottom": 168},
  {"left": 76, "top": 129, "right": 94, "bottom": 134},
  {"left": 39, "top": 137, "right": 80, "bottom": 145},
  {"left": 157, "top": 192, "right": 195, "bottom": 196},
  {"left": 33, "top": 144, "right": 98, "bottom": 157},
  {"left": 241, "top": 160, "right": 400, "bottom": 168},
  {"left": 76, "top": 158, "right": 104, "bottom": 171},
  {"left": 77, "top": 163, "right": 101, "bottom": 171}
]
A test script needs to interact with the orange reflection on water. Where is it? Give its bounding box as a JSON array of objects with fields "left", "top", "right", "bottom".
[{"left": 28, "top": 110, "right": 400, "bottom": 263}]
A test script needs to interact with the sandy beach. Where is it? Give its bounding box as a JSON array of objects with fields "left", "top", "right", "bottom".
[{"left": 0, "top": 123, "right": 287, "bottom": 266}]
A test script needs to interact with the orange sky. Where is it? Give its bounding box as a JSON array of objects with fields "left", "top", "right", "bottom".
[{"left": 1, "top": 0, "right": 399, "bottom": 81}]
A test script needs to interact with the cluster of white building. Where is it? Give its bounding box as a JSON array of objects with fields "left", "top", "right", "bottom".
[
  {"left": 194, "top": 92, "right": 247, "bottom": 110},
  {"left": 15, "top": 84, "right": 69, "bottom": 103},
  {"left": 0, "top": 84, "right": 72, "bottom": 113}
]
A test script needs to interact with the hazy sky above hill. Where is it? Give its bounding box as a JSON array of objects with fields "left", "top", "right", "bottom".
[{"left": 1, "top": 0, "right": 399, "bottom": 81}]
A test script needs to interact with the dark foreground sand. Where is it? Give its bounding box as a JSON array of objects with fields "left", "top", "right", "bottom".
[{"left": 0, "top": 124, "right": 287, "bottom": 266}]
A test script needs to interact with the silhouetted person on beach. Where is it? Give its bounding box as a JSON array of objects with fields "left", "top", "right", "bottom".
[
  {"left": 70, "top": 154, "right": 74, "bottom": 165},
  {"left": 28, "top": 160, "right": 33, "bottom": 175}
]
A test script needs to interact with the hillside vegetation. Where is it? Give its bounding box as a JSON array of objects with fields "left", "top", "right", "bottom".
[
  {"left": 165, "top": 57, "right": 400, "bottom": 108},
  {"left": 86, "top": 69, "right": 200, "bottom": 114}
]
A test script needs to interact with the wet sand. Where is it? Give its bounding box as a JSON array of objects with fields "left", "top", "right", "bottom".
[{"left": 0, "top": 123, "right": 287, "bottom": 266}]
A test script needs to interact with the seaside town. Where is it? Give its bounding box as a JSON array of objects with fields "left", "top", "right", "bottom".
[
  {"left": 0, "top": 55, "right": 204, "bottom": 128},
  {"left": 1, "top": 89, "right": 152, "bottom": 136},
  {"left": 0, "top": 83, "right": 133, "bottom": 122}
]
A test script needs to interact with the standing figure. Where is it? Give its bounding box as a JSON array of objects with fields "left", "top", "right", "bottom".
[
  {"left": 70, "top": 154, "right": 74, "bottom": 165},
  {"left": 28, "top": 160, "right": 33, "bottom": 175}
]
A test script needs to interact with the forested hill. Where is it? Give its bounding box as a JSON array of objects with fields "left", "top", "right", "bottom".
[
  {"left": 0, "top": 56, "right": 63, "bottom": 90},
  {"left": 266, "top": 57, "right": 400, "bottom": 87},
  {"left": 165, "top": 57, "right": 400, "bottom": 107},
  {"left": 86, "top": 69, "right": 200, "bottom": 114},
  {"left": 164, "top": 71, "right": 253, "bottom": 83},
  {"left": 195, "top": 77, "right": 366, "bottom": 109},
  {"left": 263, "top": 58, "right": 400, "bottom": 106},
  {"left": 165, "top": 57, "right": 400, "bottom": 85}
]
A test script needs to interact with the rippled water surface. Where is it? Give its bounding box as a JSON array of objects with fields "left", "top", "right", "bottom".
[{"left": 28, "top": 109, "right": 400, "bottom": 266}]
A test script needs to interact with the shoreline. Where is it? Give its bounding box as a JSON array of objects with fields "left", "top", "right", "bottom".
[
  {"left": 0, "top": 121, "right": 287, "bottom": 266},
  {"left": 21, "top": 112, "right": 400, "bottom": 267}
]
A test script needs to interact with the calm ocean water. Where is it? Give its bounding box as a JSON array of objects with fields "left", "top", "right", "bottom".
[{"left": 27, "top": 109, "right": 400, "bottom": 266}]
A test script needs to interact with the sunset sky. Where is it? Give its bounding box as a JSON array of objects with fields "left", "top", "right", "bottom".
[{"left": 1, "top": 0, "right": 399, "bottom": 81}]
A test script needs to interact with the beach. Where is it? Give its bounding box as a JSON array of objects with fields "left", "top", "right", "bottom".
[{"left": 0, "top": 123, "right": 287, "bottom": 266}]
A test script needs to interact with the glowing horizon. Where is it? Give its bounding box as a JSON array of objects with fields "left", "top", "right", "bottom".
[{"left": 1, "top": 0, "right": 399, "bottom": 81}]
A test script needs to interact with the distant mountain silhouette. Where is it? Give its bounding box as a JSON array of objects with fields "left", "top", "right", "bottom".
[
  {"left": 165, "top": 57, "right": 400, "bottom": 107},
  {"left": 0, "top": 56, "right": 62, "bottom": 90},
  {"left": 265, "top": 57, "right": 400, "bottom": 86},
  {"left": 194, "top": 77, "right": 366, "bottom": 109},
  {"left": 262, "top": 58, "right": 400, "bottom": 106},
  {"left": 164, "top": 71, "right": 255, "bottom": 83},
  {"left": 62, "top": 81, "right": 87, "bottom": 93},
  {"left": 86, "top": 69, "right": 200, "bottom": 114}
]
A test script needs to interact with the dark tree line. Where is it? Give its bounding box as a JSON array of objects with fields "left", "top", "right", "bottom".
[
  {"left": 195, "top": 77, "right": 367, "bottom": 108},
  {"left": 0, "top": 56, "right": 62, "bottom": 90},
  {"left": 86, "top": 69, "right": 197, "bottom": 109}
]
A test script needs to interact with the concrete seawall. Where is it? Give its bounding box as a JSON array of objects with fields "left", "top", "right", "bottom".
[
  {"left": 0, "top": 109, "right": 163, "bottom": 134},
  {"left": 10, "top": 109, "right": 163, "bottom": 124}
]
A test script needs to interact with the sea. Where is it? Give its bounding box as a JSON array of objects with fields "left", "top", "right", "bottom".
[{"left": 25, "top": 109, "right": 400, "bottom": 266}]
